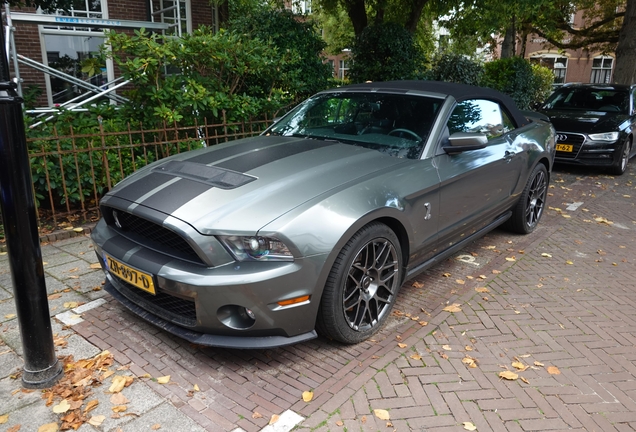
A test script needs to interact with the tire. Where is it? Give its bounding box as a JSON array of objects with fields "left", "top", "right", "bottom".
[
  {"left": 317, "top": 223, "right": 403, "bottom": 344},
  {"left": 609, "top": 138, "right": 631, "bottom": 176},
  {"left": 505, "top": 164, "right": 548, "bottom": 234}
]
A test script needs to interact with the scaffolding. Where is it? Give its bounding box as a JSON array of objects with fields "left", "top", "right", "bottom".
[{"left": 2, "top": 4, "right": 171, "bottom": 122}]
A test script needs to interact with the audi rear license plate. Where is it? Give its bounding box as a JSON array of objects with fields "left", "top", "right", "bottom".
[
  {"left": 556, "top": 144, "right": 573, "bottom": 152},
  {"left": 105, "top": 254, "right": 156, "bottom": 295}
]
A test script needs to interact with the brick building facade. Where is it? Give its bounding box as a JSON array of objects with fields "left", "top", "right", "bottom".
[{"left": 7, "top": 0, "right": 216, "bottom": 107}]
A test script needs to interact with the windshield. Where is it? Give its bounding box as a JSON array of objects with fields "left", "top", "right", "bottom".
[
  {"left": 267, "top": 92, "right": 443, "bottom": 159},
  {"left": 543, "top": 87, "right": 629, "bottom": 114}
]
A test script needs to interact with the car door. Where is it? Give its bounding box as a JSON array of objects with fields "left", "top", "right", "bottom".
[{"left": 434, "top": 99, "right": 524, "bottom": 251}]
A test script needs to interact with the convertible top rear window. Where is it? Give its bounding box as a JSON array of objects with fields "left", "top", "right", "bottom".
[{"left": 267, "top": 92, "right": 443, "bottom": 159}]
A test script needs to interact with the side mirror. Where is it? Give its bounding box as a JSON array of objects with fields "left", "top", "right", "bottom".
[{"left": 444, "top": 132, "right": 488, "bottom": 153}]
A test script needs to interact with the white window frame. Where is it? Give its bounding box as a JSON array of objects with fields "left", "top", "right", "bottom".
[
  {"left": 338, "top": 59, "right": 349, "bottom": 80},
  {"left": 530, "top": 54, "right": 568, "bottom": 84},
  {"left": 590, "top": 56, "right": 614, "bottom": 84},
  {"left": 38, "top": 0, "right": 114, "bottom": 106}
]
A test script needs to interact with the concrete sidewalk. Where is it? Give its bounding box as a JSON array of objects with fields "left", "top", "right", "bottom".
[{"left": 1, "top": 163, "right": 636, "bottom": 432}]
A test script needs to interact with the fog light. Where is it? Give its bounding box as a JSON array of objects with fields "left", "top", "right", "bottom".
[{"left": 244, "top": 307, "right": 256, "bottom": 319}]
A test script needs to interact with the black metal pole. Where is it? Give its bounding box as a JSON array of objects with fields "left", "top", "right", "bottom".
[{"left": 0, "top": 17, "right": 62, "bottom": 388}]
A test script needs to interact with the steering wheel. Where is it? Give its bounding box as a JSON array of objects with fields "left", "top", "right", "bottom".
[{"left": 388, "top": 128, "right": 421, "bottom": 141}]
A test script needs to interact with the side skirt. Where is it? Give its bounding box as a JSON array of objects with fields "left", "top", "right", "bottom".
[{"left": 405, "top": 211, "right": 512, "bottom": 280}]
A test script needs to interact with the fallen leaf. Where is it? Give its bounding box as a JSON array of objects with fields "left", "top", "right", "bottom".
[
  {"left": 442, "top": 272, "right": 451, "bottom": 277},
  {"left": 505, "top": 257, "right": 516, "bottom": 262},
  {"left": 84, "top": 400, "right": 99, "bottom": 414},
  {"left": 386, "top": 421, "right": 393, "bottom": 427},
  {"left": 499, "top": 371, "right": 519, "bottom": 380},
  {"left": 73, "top": 228, "right": 84, "bottom": 233},
  {"left": 88, "top": 416, "right": 105, "bottom": 426},
  {"left": 37, "top": 424, "right": 58, "bottom": 432},
  {"left": 594, "top": 217, "right": 613, "bottom": 225},
  {"left": 534, "top": 361, "right": 544, "bottom": 367},
  {"left": 547, "top": 366, "right": 561, "bottom": 375},
  {"left": 478, "top": 274, "right": 487, "bottom": 279},
  {"left": 410, "top": 354, "right": 422, "bottom": 360},
  {"left": 47, "top": 293, "right": 62, "bottom": 300},
  {"left": 52, "top": 399, "right": 71, "bottom": 414},
  {"left": 514, "top": 310, "right": 521, "bottom": 314},
  {"left": 520, "top": 377, "right": 530, "bottom": 384},
  {"left": 110, "top": 393, "right": 129, "bottom": 405},
  {"left": 455, "top": 279, "right": 465, "bottom": 285},
  {"left": 412, "top": 281, "right": 424, "bottom": 288},
  {"left": 492, "top": 269, "right": 501, "bottom": 274},
  {"left": 336, "top": 420, "right": 344, "bottom": 426},
  {"left": 463, "top": 421, "right": 477, "bottom": 431},
  {"left": 419, "top": 321, "right": 428, "bottom": 326},
  {"left": 442, "top": 345, "right": 452, "bottom": 351},
  {"left": 63, "top": 302, "right": 78, "bottom": 309},
  {"left": 112, "top": 405, "right": 127, "bottom": 413},
  {"left": 0, "top": 414, "right": 7, "bottom": 424},
  {"left": 361, "top": 416, "right": 367, "bottom": 423},
  {"left": 566, "top": 260, "right": 574, "bottom": 265},
  {"left": 512, "top": 362, "right": 528, "bottom": 371},
  {"left": 156, "top": 375, "right": 171, "bottom": 384},
  {"left": 374, "top": 409, "right": 390, "bottom": 420},
  {"left": 397, "top": 343, "right": 407, "bottom": 348},
  {"left": 269, "top": 414, "right": 280, "bottom": 425},
  {"left": 475, "top": 287, "right": 489, "bottom": 293},
  {"left": 89, "top": 263, "right": 101, "bottom": 269},
  {"left": 541, "top": 253, "right": 552, "bottom": 258},
  {"left": 462, "top": 357, "right": 478, "bottom": 368},
  {"left": 7, "top": 425, "right": 21, "bottom": 432},
  {"left": 151, "top": 424, "right": 161, "bottom": 430},
  {"left": 193, "top": 384, "right": 200, "bottom": 392},
  {"left": 4, "top": 314, "right": 16, "bottom": 319},
  {"left": 465, "top": 345, "right": 473, "bottom": 351},
  {"left": 252, "top": 412, "right": 263, "bottom": 419},
  {"left": 302, "top": 391, "right": 313, "bottom": 402},
  {"left": 109, "top": 376, "right": 127, "bottom": 393},
  {"left": 443, "top": 304, "right": 462, "bottom": 313}
]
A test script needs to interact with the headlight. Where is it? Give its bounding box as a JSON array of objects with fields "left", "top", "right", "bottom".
[
  {"left": 588, "top": 132, "right": 620, "bottom": 142},
  {"left": 218, "top": 236, "right": 294, "bottom": 261}
]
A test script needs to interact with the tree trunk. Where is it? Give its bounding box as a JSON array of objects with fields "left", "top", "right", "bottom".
[
  {"left": 614, "top": 0, "right": 636, "bottom": 84},
  {"left": 344, "top": 0, "right": 368, "bottom": 36},
  {"left": 217, "top": 0, "right": 229, "bottom": 29},
  {"left": 500, "top": 18, "right": 516, "bottom": 58},
  {"left": 405, "top": 0, "right": 430, "bottom": 33}
]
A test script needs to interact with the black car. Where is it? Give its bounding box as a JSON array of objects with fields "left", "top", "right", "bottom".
[{"left": 540, "top": 83, "right": 636, "bottom": 175}]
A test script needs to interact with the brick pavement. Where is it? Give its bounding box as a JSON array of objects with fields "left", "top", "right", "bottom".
[{"left": 1, "top": 163, "right": 636, "bottom": 432}]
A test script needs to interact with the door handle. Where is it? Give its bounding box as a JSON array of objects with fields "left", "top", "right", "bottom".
[
  {"left": 424, "top": 202, "right": 432, "bottom": 220},
  {"left": 504, "top": 150, "right": 516, "bottom": 161}
]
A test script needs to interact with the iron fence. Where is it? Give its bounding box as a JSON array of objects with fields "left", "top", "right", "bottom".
[{"left": 26, "top": 115, "right": 272, "bottom": 231}]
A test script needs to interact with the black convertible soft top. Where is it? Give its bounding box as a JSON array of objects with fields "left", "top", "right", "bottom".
[{"left": 337, "top": 80, "right": 530, "bottom": 128}]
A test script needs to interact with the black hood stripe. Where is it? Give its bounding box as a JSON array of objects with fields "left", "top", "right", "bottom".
[
  {"left": 215, "top": 140, "right": 336, "bottom": 173},
  {"left": 114, "top": 172, "right": 176, "bottom": 203},
  {"left": 138, "top": 178, "right": 214, "bottom": 215},
  {"left": 184, "top": 136, "right": 292, "bottom": 165}
]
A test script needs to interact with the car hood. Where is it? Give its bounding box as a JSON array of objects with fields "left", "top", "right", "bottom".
[
  {"left": 542, "top": 109, "right": 627, "bottom": 134},
  {"left": 105, "top": 136, "right": 408, "bottom": 234}
]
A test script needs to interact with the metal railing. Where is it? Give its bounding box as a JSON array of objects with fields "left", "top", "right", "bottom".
[{"left": 26, "top": 115, "right": 272, "bottom": 230}]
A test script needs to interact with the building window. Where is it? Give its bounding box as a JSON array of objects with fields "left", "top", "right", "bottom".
[
  {"left": 40, "top": 0, "right": 110, "bottom": 106},
  {"left": 151, "top": 0, "right": 191, "bottom": 36},
  {"left": 291, "top": 0, "right": 311, "bottom": 14},
  {"left": 530, "top": 55, "right": 568, "bottom": 84},
  {"left": 328, "top": 59, "right": 335, "bottom": 77},
  {"left": 338, "top": 59, "right": 349, "bottom": 79},
  {"left": 591, "top": 56, "right": 613, "bottom": 84}
]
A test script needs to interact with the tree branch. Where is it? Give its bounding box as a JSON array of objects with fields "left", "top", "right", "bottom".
[{"left": 532, "top": 26, "right": 619, "bottom": 49}]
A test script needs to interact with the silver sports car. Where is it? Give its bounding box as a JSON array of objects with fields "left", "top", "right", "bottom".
[{"left": 92, "top": 81, "right": 556, "bottom": 348}]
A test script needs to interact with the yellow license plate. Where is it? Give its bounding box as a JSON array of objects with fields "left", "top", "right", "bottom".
[
  {"left": 556, "top": 144, "right": 573, "bottom": 152},
  {"left": 105, "top": 254, "right": 156, "bottom": 295}
]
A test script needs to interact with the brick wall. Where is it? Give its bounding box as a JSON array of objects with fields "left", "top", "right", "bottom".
[{"left": 11, "top": 0, "right": 215, "bottom": 108}]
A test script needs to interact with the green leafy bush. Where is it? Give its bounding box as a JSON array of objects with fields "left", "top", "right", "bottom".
[
  {"left": 230, "top": 8, "right": 332, "bottom": 101},
  {"left": 481, "top": 57, "right": 553, "bottom": 110},
  {"left": 426, "top": 53, "right": 484, "bottom": 86},
  {"left": 348, "top": 22, "right": 425, "bottom": 83}
]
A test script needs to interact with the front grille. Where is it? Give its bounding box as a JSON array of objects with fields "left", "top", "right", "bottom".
[
  {"left": 555, "top": 132, "right": 586, "bottom": 159},
  {"left": 111, "top": 276, "right": 197, "bottom": 327},
  {"left": 105, "top": 207, "right": 205, "bottom": 265}
]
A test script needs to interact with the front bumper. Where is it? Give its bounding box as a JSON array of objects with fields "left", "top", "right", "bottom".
[
  {"left": 555, "top": 139, "right": 623, "bottom": 167},
  {"left": 92, "top": 220, "right": 327, "bottom": 349}
]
